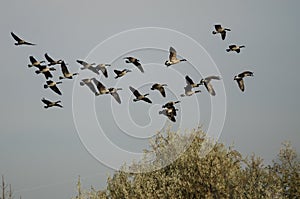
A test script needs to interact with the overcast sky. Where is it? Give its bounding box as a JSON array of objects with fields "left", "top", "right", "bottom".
[{"left": 1, "top": 1, "right": 299, "bottom": 198}]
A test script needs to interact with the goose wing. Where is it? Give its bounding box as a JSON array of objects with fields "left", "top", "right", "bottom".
[
  {"left": 29, "top": 56, "right": 38, "bottom": 64},
  {"left": 76, "top": 60, "right": 89, "bottom": 67},
  {"left": 204, "top": 82, "right": 216, "bottom": 96},
  {"left": 142, "top": 97, "right": 152, "bottom": 104},
  {"left": 113, "top": 69, "right": 122, "bottom": 75},
  {"left": 239, "top": 71, "right": 253, "bottom": 78},
  {"left": 214, "top": 24, "right": 222, "bottom": 31},
  {"left": 50, "top": 85, "right": 62, "bottom": 95},
  {"left": 92, "top": 78, "right": 106, "bottom": 92},
  {"left": 109, "top": 88, "right": 121, "bottom": 104},
  {"left": 169, "top": 47, "right": 177, "bottom": 62},
  {"left": 159, "top": 86, "right": 166, "bottom": 97},
  {"left": 185, "top": 75, "right": 195, "bottom": 85},
  {"left": 132, "top": 60, "right": 144, "bottom": 73},
  {"left": 60, "top": 61, "right": 69, "bottom": 75},
  {"left": 11, "top": 32, "right": 22, "bottom": 42},
  {"left": 221, "top": 31, "right": 226, "bottom": 40},
  {"left": 41, "top": 98, "right": 52, "bottom": 105},
  {"left": 87, "top": 66, "right": 100, "bottom": 75},
  {"left": 205, "top": 75, "right": 221, "bottom": 82},
  {"left": 45, "top": 53, "right": 55, "bottom": 63},
  {"left": 97, "top": 65, "right": 108, "bottom": 78},
  {"left": 44, "top": 71, "right": 53, "bottom": 79},
  {"left": 236, "top": 79, "right": 245, "bottom": 92},
  {"left": 129, "top": 86, "right": 142, "bottom": 98}
]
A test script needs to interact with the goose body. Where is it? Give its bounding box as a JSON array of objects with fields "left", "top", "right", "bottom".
[
  {"left": 11, "top": 32, "right": 35, "bottom": 46},
  {"left": 124, "top": 57, "right": 144, "bottom": 73},
  {"left": 80, "top": 78, "right": 99, "bottom": 95},
  {"left": 129, "top": 86, "right": 152, "bottom": 104},
  {"left": 114, "top": 69, "right": 132, "bottom": 79},
  {"left": 59, "top": 61, "right": 79, "bottom": 79},
  {"left": 44, "top": 80, "right": 62, "bottom": 95},
  {"left": 35, "top": 65, "right": 56, "bottom": 79},
  {"left": 165, "top": 47, "right": 187, "bottom": 66},
  {"left": 226, "top": 45, "right": 245, "bottom": 53},
  {"left": 212, "top": 24, "right": 231, "bottom": 40},
  {"left": 76, "top": 60, "right": 99, "bottom": 75},
  {"left": 200, "top": 75, "right": 221, "bottom": 96},
  {"left": 151, "top": 83, "right": 167, "bottom": 97},
  {"left": 234, "top": 71, "right": 254, "bottom": 92},
  {"left": 45, "top": 53, "right": 62, "bottom": 66},
  {"left": 96, "top": 64, "right": 111, "bottom": 78},
  {"left": 185, "top": 75, "right": 200, "bottom": 88},
  {"left": 28, "top": 56, "right": 45, "bottom": 68},
  {"left": 41, "top": 98, "right": 63, "bottom": 109}
]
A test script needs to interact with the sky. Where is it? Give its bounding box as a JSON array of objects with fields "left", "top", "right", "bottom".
[{"left": 1, "top": 0, "right": 300, "bottom": 198}]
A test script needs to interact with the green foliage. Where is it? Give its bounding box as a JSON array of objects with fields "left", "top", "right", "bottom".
[{"left": 72, "top": 128, "right": 300, "bottom": 199}]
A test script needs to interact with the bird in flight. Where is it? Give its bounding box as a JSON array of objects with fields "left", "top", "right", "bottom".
[
  {"left": 11, "top": 32, "right": 36, "bottom": 46},
  {"left": 124, "top": 57, "right": 144, "bottom": 73},
  {"left": 226, "top": 44, "right": 245, "bottom": 53},
  {"left": 165, "top": 47, "right": 187, "bottom": 66},
  {"left": 200, "top": 76, "right": 221, "bottom": 96},
  {"left": 234, "top": 71, "right": 254, "bottom": 92},
  {"left": 129, "top": 86, "right": 152, "bottom": 104},
  {"left": 151, "top": 83, "right": 167, "bottom": 97},
  {"left": 41, "top": 98, "right": 63, "bottom": 109},
  {"left": 212, "top": 24, "right": 231, "bottom": 40}
]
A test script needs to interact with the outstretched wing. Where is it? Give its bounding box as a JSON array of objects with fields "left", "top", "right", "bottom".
[
  {"left": 142, "top": 97, "right": 152, "bottom": 104},
  {"left": 11, "top": 32, "right": 22, "bottom": 42},
  {"left": 45, "top": 53, "right": 55, "bottom": 63},
  {"left": 60, "top": 61, "right": 69, "bottom": 75},
  {"left": 29, "top": 56, "right": 38, "bottom": 64},
  {"left": 221, "top": 31, "right": 226, "bottom": 40},
  {"left": 92, "top": 78, "right": 106, "bottom": 92},
  {"left": 205, "top": 75, "right": 221, "bottom": 82},
  {"left": 76, "top": 60, "right": 89, "bottom": 66},
  {"left": 41, "top": 98, "right": 51, "bottom": 105},
  {"left": 159, "top": 86, "right": 166, "bottom": 97},
  {"left": 185, "top": 75, "right": 195, "bottom": 85},
  {"left": 239, "top": 71, "right": 253, "bottom": 78},
  {"left": 129, "top": 86, "right": 141, "bottom": 98},
  {"left": 214, "top": 24, "right": 222, "bottom": 31},
  {"left": 109, "top": 89, "right": 121, "bottom": 104},
  {"left": 50, "top": 85, "right": 62, "bottom": 95},
  {"left": 205, "top": 82, "right": 216, "bottom": 96},
  {"left": 169, "top": 47, "right": 177, "bottom": 61},
  {"left": 236, "top": 79, "right": 245, "bottom": 92}
]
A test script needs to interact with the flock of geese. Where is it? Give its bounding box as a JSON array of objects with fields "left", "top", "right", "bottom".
[{"left": 11, "top": 24, "right": 253, "bottom": 122}]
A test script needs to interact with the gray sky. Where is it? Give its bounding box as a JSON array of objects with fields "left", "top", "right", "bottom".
[{"left": 1, "top": 1, "right": 300, "bottom": 198}]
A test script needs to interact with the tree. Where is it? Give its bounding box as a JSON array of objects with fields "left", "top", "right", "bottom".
[{"left": 72, "top": 128, "right": 300, "bottom": 199}]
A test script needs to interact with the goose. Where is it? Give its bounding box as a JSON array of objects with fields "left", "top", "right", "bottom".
[
  {"left": 59, "top": 61, "right": 79, "bottom": 79},
  {"left": 41, "top": 98, "right": 63, "bottom": 109},
  {"left": 95, "top": 64, "right": 111, "bottom": 78},
  {"left": 124, "top": 57, "right": 144, "bottom": 73},
  {"left": 92, "top": 78, "right": 110, "bottom": 95},
  {"left": 35, "top": 65, "right": 56, "bottom": 79},
  {"left": 165, "top": 47, "right": 187, "bottom": 66},
  {"left": 185, "top": 75, "right": 200, "bottom": 88},
  {"left": 108, "top": 87, "right": 122, "bottom": 104},
  {"left": 162, "top": 101, "right": 180, "bottom": 109},
  {"left": 11, "top": 32, "right": 35, "bottom": 46},
  {"left": 159, "top": 107, "right": 178, "bottom": 122},
  {"left": 151, "top": 83, "right": 167, "bottom": 97},
  {"left": 180, "top": 84, "right": 201, "bottom": 97},
  {"left": 200, "top": 76, "right": 221, "bottom": 96},
  {"left": 129, "top": 86, "right": 152, "bottom": 104},
  {"left": 76, "top": 60, "right": 99, "bottom": 75},
  {"left": 44, "top": 80, "right": 62, "bottom": 95},
  {"left": 212, "top": 24, "right": 231, "bottom": 40},
  {"left": 80, "top": 78, "right": 99, "bottom": 95},
  {"left": 234, "top": 71, "right": 254, "bottom": 92},
  {"left": 28, "top": 56, "right": 46, "bottom": 68},
  {"left": 114, "top": 69, "right": 132, "bottom": 79},
  {"left": 45, "top": 53, "right": 62, "bottom": 66},
  {"left": 226, "top": 44, "right": 245, "bottom": 53}
]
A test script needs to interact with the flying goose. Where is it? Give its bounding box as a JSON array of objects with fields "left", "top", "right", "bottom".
[
  {"left": 185, "top": 75, "right": 200, "bottom": 88},
  {"left": 35, "top": 65, "right": 56, "bottom": 79},
  {"left": 28, "top": 56, "right": 46, "bottom": 68},
  {"left": 162, "top": 101, "right": 180, "bottom": 109},
  {"left": 159, "top": 107, "right": 178, "bottom": 122},
  {"left": 200, "top": 76, "right": 221, "bottom": 96},
  {"left": 76, "top": 60, "right": 99, "bottom": 75},
  {"left": 45, "top": 53, "right": 62, "bottom": 66},
  {"left": 11, "top": 32, "right": 35, "bottom": 46},
  {"left": 180, "top": 84, "right": 201, "bottom": 97},
  {"left": 234, "top": 71, "right": 254, "bottom": 92},
  {"left": 41, "top": 98, "right": 63, "bottom": 109},
  {"left": 165, "top": 47, "right": 187, "bottom": 66},
  {"left": 151, "top": 83, "right": 167, "bottom": 97},
  {"left": 212, "top": 24, "right": 231, "bottom": 40},
  {"left": 80, "top": 78, "right": 99, "bottom": 95},
  {"left": 108, "top": 87, "right": 122, "bottom": 104},
  {"left": 44, "top": 80, "right": 62, "bottom": 95},
  {"left": 226, "top": 45, "right": 245, "bottom": 53},
  {"left": 124, "top": 57, "right": 144, "bottom": 73},
  {"left": 92, "top": 78, "right": 110, "bottom": 95},
  {"left": 59, "top": 61, "right": 79, "bottom": 79},
  {"left": 129, "top": 86, "right": 152, "bottom": 104},
  {"left": 95, "top": 64, "right": 111, "bottom": 78},
  {"left": 114, "top": 69, "right": 132, "bottom": 79}
]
